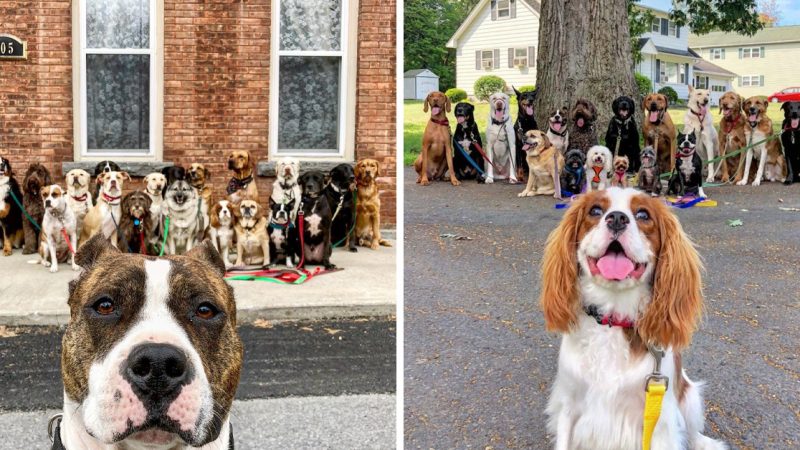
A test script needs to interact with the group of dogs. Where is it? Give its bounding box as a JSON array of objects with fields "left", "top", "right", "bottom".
[
  {"left": 0, "top": 152, "right": 390, "bottom": 273},
  {"left": 415, "top": 88, "right": 800, "bottom": 199}
]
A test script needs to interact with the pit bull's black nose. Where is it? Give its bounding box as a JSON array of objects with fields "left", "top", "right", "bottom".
[
  {"left": 606, "top": 211, "right": 629, "bottom": 233},
  {"left": 126, "top": 344, "right": 190, "bottom": 398},
  {"left": 45, "top": 199, "right": 51, "bottom": 207}
]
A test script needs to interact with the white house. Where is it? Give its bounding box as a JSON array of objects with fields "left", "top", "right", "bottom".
[
  {"left": 404, "top": 69, "right": 440, "bottom": 100},
  {"left": 448, "top": 2, "right": 704, "bottom": 100},
  {"left": 446, "top": 0, "right": 540, "bottom": 97},
  {"left": 692, "top": 60, "right": 736, "bottom": 105}
]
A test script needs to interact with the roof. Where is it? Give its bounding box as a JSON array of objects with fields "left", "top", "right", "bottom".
[
  {"left": 692, "top": 59, "right": 736, "bottom": 77},
  {"left": 446, "top": 0, "right": 542, "bottom": 48},
  {"left": 403, "top": 69, "right": 438, "bottom": 78},
  {"left": 689, "top": 25, "right": 800, "bottom": 48},
  {"left": 638, "top": 38, "right": 700, "bottom": 59}
]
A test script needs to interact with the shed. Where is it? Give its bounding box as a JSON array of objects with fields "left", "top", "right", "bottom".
[{"left": 404, "top": 69, "right": 439, "bottom": 100}]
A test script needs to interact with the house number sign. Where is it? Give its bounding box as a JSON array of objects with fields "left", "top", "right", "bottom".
[{"left": 0, "top": 34, "right": 27, "bottom": 59}]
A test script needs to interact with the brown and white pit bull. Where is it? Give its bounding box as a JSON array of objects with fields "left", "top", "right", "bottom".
[
  {"left": 53, "top": 235, "right": 242, "bottom": 449},
  {"left": 80, "top": 171, "right": 129, "bottom": 247}
]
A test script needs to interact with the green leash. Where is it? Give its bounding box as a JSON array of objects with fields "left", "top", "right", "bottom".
[
  {"left": 8, "top": 189, "right": 41, "bottom": 231},
  {"left": 159, "top": 216, "right": 170, "bottom": 256},
  {"left": 332, "top": 190, "right": 357, "bottom": 248}
]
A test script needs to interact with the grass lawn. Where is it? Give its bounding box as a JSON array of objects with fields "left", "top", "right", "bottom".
[{"left": 403, "top": 99, "right": 787, "bottom": 166}]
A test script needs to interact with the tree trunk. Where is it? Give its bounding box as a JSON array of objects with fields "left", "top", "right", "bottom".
[{"left": 535, "top": 0, "right": 636, "bottom": 136}]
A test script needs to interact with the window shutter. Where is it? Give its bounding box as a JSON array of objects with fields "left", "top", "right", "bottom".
[
  {"left": 656, "top": 59, "right": 661, "bottom": 83},
  {"left": 760, "top": 75, "right": 765, "bottom": 86},
  {"left": 739, "top": 48, "right": 743, "bottom": 59},
  {"left": 491, "top": 0, "right": 497, "bottom": 20},
  {"left": 676, "top": 26, "right": 680, "bottom": 38},
  {"left": 685, "top": 63, "right": 689, "bottom": 84},
  {"left": 493, "top": 49, "right": 500, "bottom": 70},
  {"left": 511, "top": 0, "right": 516, "bottom": 18},
  {"left": 706, "top": 77, "right": 709, "bottom": 89},
  {"left": 737, "top": 76, "right": 741, "bottom": 87},
  {"left": 721, "top": 48, "right": 725, "bottom": 59},
  {"left": 476, "top": 50, "right": 482, "bottom": 70},
  {"left": 761, "top": 46, "right": 765, "bottom": 58},
  {"left": 660, "top": 18, "right": 668, "bottom": 36},
  {"left": 508, "top": 48, "right": 514, "bottom": 68},
  {"left": 528, "top": 46, "right": 535, "bottom": 67}
]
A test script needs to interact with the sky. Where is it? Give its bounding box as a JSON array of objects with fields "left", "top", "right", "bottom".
[{"left": 640, "top": 0, "right": 800, "bottom": 26}]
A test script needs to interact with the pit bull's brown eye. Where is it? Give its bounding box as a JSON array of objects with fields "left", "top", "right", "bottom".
[
  {"left": 195, "top": 302, "right": 219, "bottom": 320},
  {"left": 92, "top": 297, "right": 115, "bottom": 315}
]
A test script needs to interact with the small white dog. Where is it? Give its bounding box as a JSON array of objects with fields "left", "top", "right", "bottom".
[
  {"left": 209, "top": 199, "right": 236, "bottom": 268},
  {"left": 271, "top": 157, "right": 302, "bottom": 221},
  {"left": 685, "top": 86, "right": 719, "bottom": 182},
  {"left": 485, "top": 92, "right": 517, "bottom": 184},
  {"left": 585, "top": 145, "right": 613, "bottom": 192},
  {"left": 64, "top": 169, "right": 92, "bottom": 239},
  {"left": 37, "top": 185, "right": 78, "bottom": 273}
]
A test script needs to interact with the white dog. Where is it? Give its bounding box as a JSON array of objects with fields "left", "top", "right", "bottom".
[
  {"left": 37, "top": 184, "right": 78, "bottom": 273},
  {"left": 546, "top": 107, "right": 570, "bottom": 155},
  {"left": 209, "top": 200, "right": 236, "bottom": 268},
  {"left": 685, "top": 86, "right": 719, "bottom": 183},
  {"left": 485, "top": 92, "right": 517, "bottom": 184},
  {"left": 585, "top": 145, "right": 613, "bottom": 192},
  {"left": 164, "top": 179, "right": 199, "bottom": 255},
  {"left": 271, "top": 157, "right": 302, "bottom": 221},
  {"left": 64, "top": 169, "right": 92, "bottom": 239}
]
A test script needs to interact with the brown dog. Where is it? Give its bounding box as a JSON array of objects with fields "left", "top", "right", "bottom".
[
  {"left": 610, "top": 156, "right": 630, "bottom": 188},
  {"left": 118, "top": 190, "right": 152, "bottom": 254},
  {"left": 188, "top": 163, "right": 213, "bottom": 206},
  {"left": 414, "top": 91, "right": 460, "bottom": 186},
  {"left": 642, "top": 93, "right": 676, "bottom": 175},
  {"left": 518, "top": 130, "right": 564, "bottom": 197},
  {"left": 22, "top": 163, "right": 52, "bottom": 254},
  {"left": 355, "top": 159, "right": 391, "bottom": 249},
  {"left": 234, "top": 199, "right": 270, "bottom": 267},
  {"left": 737, "top": 96, "right": 787, "bottom": 185},
  {"left": 226, "top": 151, "right": 258, "bottom": 204},
  {"left": 718, "top": 92, "right": 747, "bottom": 183}
]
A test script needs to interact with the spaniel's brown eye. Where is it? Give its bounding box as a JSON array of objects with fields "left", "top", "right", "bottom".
[
  {"left": 589, "top": 206, "right": 603, "bottom": 217},
  {"left": 195, "top": 302, "right": 219, "bottom": 320},
  {"left": 92, "top": 297, "right": 115, "bottom": 315},
  {"left": 635, "top": 209, "right": 650, "bottom": 221}
]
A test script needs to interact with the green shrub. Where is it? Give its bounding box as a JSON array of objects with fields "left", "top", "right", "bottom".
[
  {"left": 635, "top": 73, "right": 652, "bottom": 97},
  {"left": 657, "top": 86, "right": 679, "bottom": 104},
  {"left": 474, "top": 75, "right": 506, "bottom": 101},
  {"left": 445, "top": 88, "right": 467, "bottom": 103},
  {"left": 517, "top": 85, "right": 536, "bottom": 93}
]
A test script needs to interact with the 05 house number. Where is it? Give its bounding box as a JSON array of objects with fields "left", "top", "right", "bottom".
[
  {"left": 0, "top": 34, "right": 26, "bottom": 59},
  {"left": 0, "top": 42, "right": 14, "bottom": 54}
]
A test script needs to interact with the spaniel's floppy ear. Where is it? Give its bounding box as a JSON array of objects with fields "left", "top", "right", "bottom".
[
  {"left": 423, "top": 94, "right": 431, "bottom": 113},
  {"left": 539, "top": 199, "right": 585, "bottom": 332},
  {"left": 637, "top": 200, "right": 703, "bottom": 350}
]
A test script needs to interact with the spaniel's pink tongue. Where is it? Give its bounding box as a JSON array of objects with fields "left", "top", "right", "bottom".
[
  {"left": 792, "top": 118, "right": 799, "bottom": 128},
  {"left": 552, "top": 122, "right": 561, "bottom": 132},
  {"left": 432, "top": 106, "right": 441, "bottom": 115},
  {"left": 596, "top": 253, "right": 635, "bottom": 280},
  {"left": 525, "top": 106, "right": 534, "bottom": 115},
  {"left": 457, "top": 116, "right": 465, "bottom": 124},
  {"left": 649, "top": 111, "right": 659, "bottom": 123},
  {"left": 495, "top": 110, "right": 504, "bottom": 120},
  {"left": 577, "top": 118, "right": 585, "bottom": 127},
  {"left": 749, "top": 113, "right": 757, "bottom": 122}
]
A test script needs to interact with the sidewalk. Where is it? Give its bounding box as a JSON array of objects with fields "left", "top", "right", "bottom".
[{"left": 0, "top": 241, "right": 396, "bottom": 326}]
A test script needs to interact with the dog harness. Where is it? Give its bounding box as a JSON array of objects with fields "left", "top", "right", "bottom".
[
  {"left": 226, "top": 175, "right": 253, "bottom": 195},
  {"left": 48, "top": 416, "right": 235, "bottom": 450},
  {"left": 591, "top": 165, "right": 604, "bottom": 184},
  {"left": 613, "top": 169, "right": 626, "bottom": 183},
  {"left": 611, "top": 116, "right": 633, "bottom": 156}
]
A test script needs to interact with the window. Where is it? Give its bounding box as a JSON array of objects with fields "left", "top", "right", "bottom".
[
  {"left": 711, "top": 48, "right": 725, "bottom": 60},
  {"left": 668, "top": 21, "right": 677, "bottom": 36},
  {"left": 741, "top": 47, "right": 762, "bottom": 58},
  {"left": 661, "top": 63, "right": 678, "bottom": 83},
  {"left": 482, "top": 50, "right": 494, "bottom": 70},
  {"left": 272, "top": 0, "right": 353, "bottom": 157},
  {"left": 679, "top": 64, "right": 686, "bottom": 84},
  {"left": 496, "top": 0, "right": 511, "bottom": 19},
  {"left": 712, "top": 85, "right": 726, "bottom": 93},
  {"left": 77, "top": 0, "right": 159, "bottom": 159},
  {"left": 513, "top": 48, "right": 528, "bottom": 67},
  {"left": 741, "top": 75, "right": 763, "bottom": 87},
  {"left": 651, "top": 18, "right": 660, "bottom": 33},
  {"left": 696, "top": 76, "right": 707, "bottom": 89}
]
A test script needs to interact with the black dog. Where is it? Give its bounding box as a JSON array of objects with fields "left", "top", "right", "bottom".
[
  {"left": 298, "top": 171, "right": 335, "bottom": 269},
  {"left": 452, "top": 102, "right": 485, "bottom": 182},
  {"left": 605, "top": 96, "right": 641, "bottom": 172},
  {"left": 560, "top": 149, "right": 587, "bottom": 196},
  {"left": 268, "top": 196, "right": 300, "bottom": 266},
  {"left": 22, "top": 163, "right": 51, "bottom": 254},
  {"left": 162, "top": 165, "right": 187, "bottom": 195},
  {"left": 668, "top": 131, "right": 703, "bottom": 197},
  {"left": 780, "top": 101, "right": 800, "bottom": 184},
  {"left": 0, "top": 157, "right": 24, "bottom": 255},
  {"left": 91, "top": 160, "right": 121, "bottom": 203},
  {"left": 326, "top": 163, "right": 357, "bottom": 252},
  {"left": 513, "top": 87, "right": 538, "bottom": 180}
]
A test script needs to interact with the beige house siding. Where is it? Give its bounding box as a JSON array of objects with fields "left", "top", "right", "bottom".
[
  {"left": 692, "top": 42, "right": 800, "bottom": 99},
  {"left": 452, "top": 1, "right": 540, "bottom": 96}
]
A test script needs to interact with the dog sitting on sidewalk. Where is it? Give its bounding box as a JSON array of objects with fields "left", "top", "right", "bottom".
[
  {"left": 22, "top": 163, "right": 52, "bottom": 254},
  {"left": 34, "top": 184, "right": 78, "bottom": 273}
]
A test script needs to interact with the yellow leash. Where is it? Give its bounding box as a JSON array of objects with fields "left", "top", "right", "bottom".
[{"left": 642, "top": 346, "right": 669, "bottom": 450}]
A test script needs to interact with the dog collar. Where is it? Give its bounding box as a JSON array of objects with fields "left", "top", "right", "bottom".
[
  {"left": 227, "top": 175, "right": 253, "bottom": 195},
  {"left": 565, "top": 164, "right": 583, "bottom": 176},
  {"left": 584, "top": 304, "right": 635, "bottom": 329},
  {"left": 676, "top": 147, "right": 696, "bottom": 158},
  {"left": 430, "top": 117, "right": 450, "bottom": 127},
  {"left": 70, "top": 193, "right": 87, "bottom": 202},
  {"left": 491, "top": 117, "right": 508, "bottom": 126},
  {"left": 102, "top": 192, "right": 121, "bottom": 203},
  {"left": 549, "top": 125, "right": 568, "bottom": 137},
  {"left": 613, "top": 116, "right": 632, "bottom": 128},
  {"left": 722, "top": 113, "right": 742, "bottom": 134},
  {"left": 268, "top": 220, "right": 294, "bottom": 230}
]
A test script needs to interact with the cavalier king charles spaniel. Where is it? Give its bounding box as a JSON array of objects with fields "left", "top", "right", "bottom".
[{"left": 539, "top": 188, "right": 726, "bottom": 450}]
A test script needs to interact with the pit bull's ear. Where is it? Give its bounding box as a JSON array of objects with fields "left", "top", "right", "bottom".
[
  {"left": 120, "top": 171, "right": 131, "bottom": 181},
  {"left": 185, "top": 240, "right": 226, "bottom": 276},
  {"left": 75, "top": 234, "right": 120, "bottom": 270},
  {"left": 423, "top": 94, "right": 430, "bottom": 113}
]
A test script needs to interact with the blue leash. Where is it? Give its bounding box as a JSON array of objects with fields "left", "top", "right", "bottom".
[{"left": 452, "top": 138, "right": 486, "bottom": 176}]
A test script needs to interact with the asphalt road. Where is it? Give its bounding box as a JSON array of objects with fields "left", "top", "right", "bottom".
[
  {"left": 0, "top": 319, "right": 396, "bottom": 449},
  {"left": 403, "top": 171, "right": 800, "bottom": 450}
]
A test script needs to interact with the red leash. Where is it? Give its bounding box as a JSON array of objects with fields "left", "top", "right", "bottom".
[
  {"left": 470, "top": 141, "right": 504, "bottom": 173},
  {"left": 60, "top": 228, "right": 75, "bottom": 255}
]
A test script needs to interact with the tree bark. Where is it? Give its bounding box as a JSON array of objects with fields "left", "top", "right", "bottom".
[{"left": 535, "top": 0, "right": 636, "bottom": 136}]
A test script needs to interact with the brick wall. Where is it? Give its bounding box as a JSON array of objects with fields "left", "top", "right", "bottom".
[
  {"left": 0, "top": 0, "right": 73, "bottom": 176},
  {"left": 355, "top": 0, "right": 397, "bottom": 225}
]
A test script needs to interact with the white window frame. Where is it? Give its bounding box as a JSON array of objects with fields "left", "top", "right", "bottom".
[
  {"left": 482, "top": 50, "right": 494, "bottom": 70},
  {"left": 496, "top": 0, "right": 511, "bottom": 19},
  {"left": 742, "top": 75, "right": 762, "bottom": 87},
  {"left": 711, "top": 48, "right": 723, "bottom": 60},
  {"left": 668, "top": 21, "right": 677, "bottom": 36},
  {"left": 513, "top": 47, "right": 528, "bottom": 67},
  {"left": 696, "top": 76, "right": 707, "bottom": 89},
  {"left": 651, "top": 18, "right": 660, "bottom": 33},
  {"left": 74, "top": 0, "right": 163, "bottom": 161},
  {"left": 742, "top": 47, "right": 760, "bottom": 58},
  {"left": 269, "top": 0, "right": 357, "bottom": 159}
]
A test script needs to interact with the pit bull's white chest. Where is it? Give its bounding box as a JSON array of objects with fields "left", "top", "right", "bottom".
[{"left": 679, "top": 156, "right": 696, "bottom": 178}]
